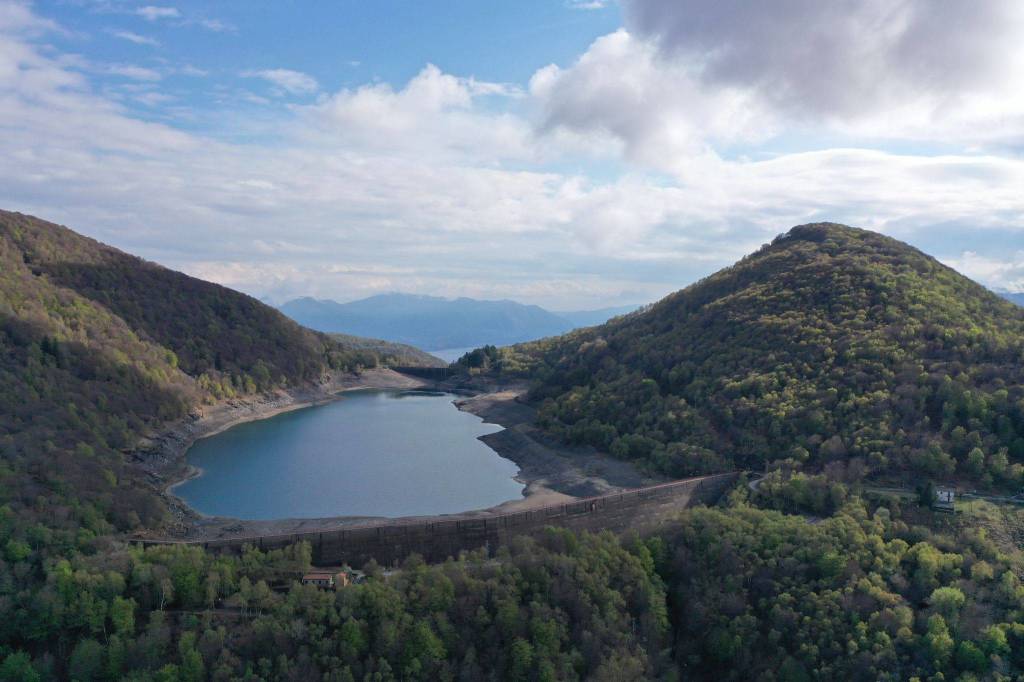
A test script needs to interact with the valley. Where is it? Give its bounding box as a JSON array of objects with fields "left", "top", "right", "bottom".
[
  {"left": 135, "top": 369, "right": 667, "bottom": 543},
  {"left": 6, "top": 3, "right": 1024, "bottom": 678},
  {"left": 4, "top": 211, "right": 1024, "bottom": 681}
]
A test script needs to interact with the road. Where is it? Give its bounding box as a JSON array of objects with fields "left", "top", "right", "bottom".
[{"left": 747, "top": 475, "right": 1024, "bottom": 507}]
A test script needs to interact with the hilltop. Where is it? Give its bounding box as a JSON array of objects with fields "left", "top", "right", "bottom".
[
  {"left": 279, "top": 293, "right": 639, "bottom": 351},
  {"left": 481, "top": 223, "right": 1024, "bottom": 488}
]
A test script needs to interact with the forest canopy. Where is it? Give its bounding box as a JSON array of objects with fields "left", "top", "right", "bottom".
[
  {"left": 6, "top": 214, "right": 1024, "bottom": 679},
  {"left": 468, "top": 223, "right": 1024, "bottom": 490}
]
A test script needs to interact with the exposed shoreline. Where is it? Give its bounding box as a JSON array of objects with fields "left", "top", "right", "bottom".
[
  {"left": 132, "top": 370, "right": 660, "bottom": 542},
  {"left": 454, "top": 388, "right": 666, "bottom": 500},
  {"left": 131, "top": 368, "right": 431, "bottom": 537}
]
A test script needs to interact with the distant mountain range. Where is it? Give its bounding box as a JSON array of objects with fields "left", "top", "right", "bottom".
[
  {"left": 278, "top": 294, "right": 640, "bottom": 351},
  {"left": 1001, "top": 292, "right": 1024, "bottom": 306}
]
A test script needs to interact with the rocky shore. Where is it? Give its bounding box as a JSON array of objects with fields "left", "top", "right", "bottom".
[
  {"left": 130, "top": 368, "right": 429, "bottom": 538},
  {"left": 453, "top": 388, "right": 665, "bottom": 500}
]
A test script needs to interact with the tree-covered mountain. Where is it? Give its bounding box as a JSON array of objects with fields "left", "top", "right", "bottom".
[
  {"left": 0, "top": 210, "right": 439, "bottom": 529},
  {"left": 279, "top": 293, "right": 639, "bottom": 351},
  {"left": 325, "top": 333, "right": 444, "bottom": 366},
  {"left": 477, "top": 223, "right": 1024, "bottom": 488},
  {"left": 551, "top": 304, "right": 641, "bottom": 329}
]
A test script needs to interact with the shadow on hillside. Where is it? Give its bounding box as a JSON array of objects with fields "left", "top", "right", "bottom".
[
  {"left": 0, "top": 311, "right": 194, "bottom": 528},
  {"left": 36, "top": 260, "right": 326, "bottom": 382}
]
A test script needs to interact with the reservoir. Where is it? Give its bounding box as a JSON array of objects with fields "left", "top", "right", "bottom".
[{"left": 175, "top": 389, "right": 524, "bottom": 519}]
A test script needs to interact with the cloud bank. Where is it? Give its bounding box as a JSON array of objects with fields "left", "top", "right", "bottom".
[{"left": 0, "top": 0, "right": 1021, "bottom": 308}]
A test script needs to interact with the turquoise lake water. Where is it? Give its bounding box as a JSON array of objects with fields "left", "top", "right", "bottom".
[{"left": 174, "top": 389, "right": 523, "bottom": 519}]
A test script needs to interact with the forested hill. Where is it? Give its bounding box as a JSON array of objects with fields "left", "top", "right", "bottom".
[
  {"left": 481, "top": 223, "right": 1024, "bottom": 488},
  {"left": 0, "top": 210, "right": 437, "bottom": 529},
  {"left": 7, "top": 213, "right": 1024, "bottom": 680},
  {"left": 6, "top": 211, "right": 360, "bottom": 394}
]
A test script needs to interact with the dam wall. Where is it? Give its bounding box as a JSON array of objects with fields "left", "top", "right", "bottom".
[{"left": 147, "top": 473, "right": 738, "bottom": 567}]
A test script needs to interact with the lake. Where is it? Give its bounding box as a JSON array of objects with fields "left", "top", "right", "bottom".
[{"left": 174, "top": 389, "right": 524, "bottom": 519}]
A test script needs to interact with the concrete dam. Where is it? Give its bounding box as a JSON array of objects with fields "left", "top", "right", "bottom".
[{"left": 144, "top": 472, "right": 738, "bottom": 567}]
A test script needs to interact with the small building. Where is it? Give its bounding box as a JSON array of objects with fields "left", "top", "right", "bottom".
[
  {"left": 934, "top": 487, "right": 955, "bottom": 513},
  {"left": 301, "top": 571, "right": 351, "bottom": 590},
  {"left": 302, "top": 572, "right": 335, "bottom": 588}
]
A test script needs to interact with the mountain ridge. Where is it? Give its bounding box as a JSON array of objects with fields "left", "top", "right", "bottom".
[{"left": 279, "top": 293, "right": 640, "bottom": 350}]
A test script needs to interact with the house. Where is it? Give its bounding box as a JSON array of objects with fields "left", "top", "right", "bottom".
[
  {"left": 301, "top": 570, "right": 351, "bottom": 589},
  {"left": 301, "top": 572, "right": 335, "bottom": 588},
  {"left": 934, "top": 487, "right": 955, "bottom": 513}
]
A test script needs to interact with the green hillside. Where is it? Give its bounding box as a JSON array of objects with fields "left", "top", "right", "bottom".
[
  {"left": 8, "top": 213, "right": 1024, "bottom": 680},
  {"left": 482, "top": 223, "right": 1024, "bottom": 487},
  {"left": 0, "top": 211, "right": 670, "bottom": 680},
  {"left": 327, "top": 332, "right": 444, "bottom": 367},
  {"left": 0, "top": 210, "right": 437, "bottom": 531}
]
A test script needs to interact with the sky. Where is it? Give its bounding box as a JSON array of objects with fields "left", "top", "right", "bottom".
[{"left": 1, "top": 0, "right": 1023, "bottom": 309}]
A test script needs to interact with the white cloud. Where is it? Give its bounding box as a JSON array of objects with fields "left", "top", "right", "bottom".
[
  {"left": 242, "top": 68, "right": 319, "bottom": 95},
  {"left": 0, "top": 0, "right": 58, "bottom": 33},
  {"left": 110, "top": 30, "right": 159, "bottom": 46},
  {"left": 0, "top": 1, "right": 1021, "bottom": 307},
  {"left": 623, "top": 0, "right": 1024, "bottom": 120},
  {"left": 123, "top": 5, "right": 231, "bottom": 32},
  {"left": 198, "top": 18, "right": 233, "bottom": 32},
  {"left": 568, "top": 1, "right": 608, "bottom": 10},
  {"left": 177, "top": 64, "right": 207, "bottom": 77},
  {"left": 530, "top": 30, "right": 773, "bottom": 170},
  {"left": 305, "top": 64, "right": 531, "bottom": 160},
  {"left": 136, "top": 6, "right": 180, "bottom": 21},
  {"left": 533, "top": 0, "right": 1024, "bottom": 165},
  {"left": 103, "top": 64, "right": 161, "bottom": 81},
  {"left": 942, "top": 252, "right": 1024, "bottom": 293},
  {"left": 132, "top": 90, "right": 174, "bottom": 106}
]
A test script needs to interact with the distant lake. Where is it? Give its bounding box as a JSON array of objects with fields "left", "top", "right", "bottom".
[{"left": 175, "top": 389, "right": 523, "bottom": 519}]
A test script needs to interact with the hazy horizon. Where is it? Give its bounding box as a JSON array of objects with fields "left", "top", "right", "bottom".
[{"left": 273, "top": 290, "right": 645, "bottom": 312}]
